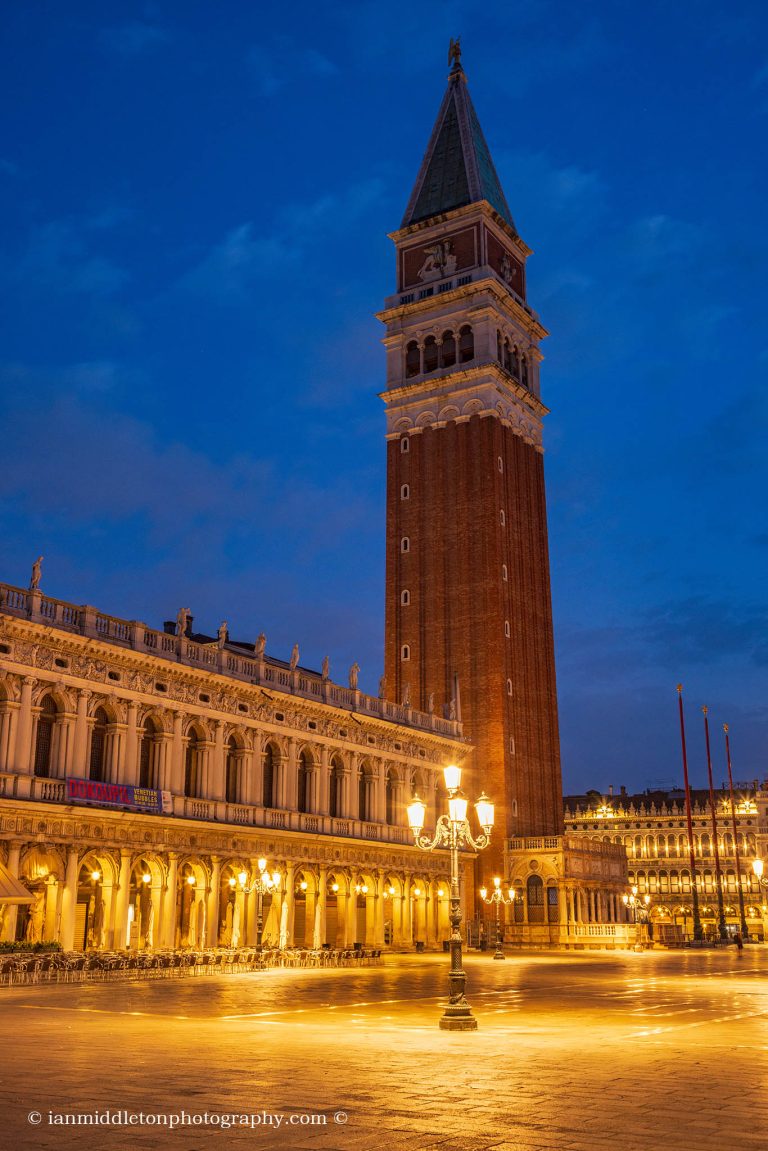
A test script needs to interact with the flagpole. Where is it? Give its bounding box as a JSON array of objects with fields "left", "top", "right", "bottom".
[
  {"left": 702, "top": 706, "right": 728, "bottom": 941},
  {"left": 677, "top": 686, "right": 703, "bottom": 941},
  {"left": 724, "top": 724, "right": 749, "bottom": 938}
]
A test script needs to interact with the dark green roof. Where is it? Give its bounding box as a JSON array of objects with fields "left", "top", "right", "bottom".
[{"left": 402, "top": 66, "right": 515, "bottom": 231}]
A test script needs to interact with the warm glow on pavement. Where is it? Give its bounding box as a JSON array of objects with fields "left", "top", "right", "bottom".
[{"left": 2, "top": 950, "right": 768, "bottom": 1149}]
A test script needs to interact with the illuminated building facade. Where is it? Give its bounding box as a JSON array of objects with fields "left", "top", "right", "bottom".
[
  {"left": 0, "top": 582, "right": 463, "bottom": 951},
  {"left": 564, "top": 785, "right": 768, "bottom": 941}
]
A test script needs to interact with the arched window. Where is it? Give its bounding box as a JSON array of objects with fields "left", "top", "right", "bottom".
[
  {"left": 441, "top": 330, "right": 456, "bottom": 368},
  {"left": 401, "top": 537, "right": 410, "bottom": 553},
  {"left": 401, "top": 644, "right": 410, "bottom": 661},
  {"left": 33, "top": 695, "right": 57, "bottom": 778},
  {"left": 499, "top": 509, "right": 505, "bottom": 526},
  {"left": 547, "top": 885, "right": 559, "bottom": 924},
  {"left": 401, "top": 589, "right": 410, "bottom": 605},
  {"left": 521, "top": 354, "right": 529, "bottom": 388},
  {"left": 501, "top": 564, "right": 508, "bottom": 581},
  {"left": 401, "top": 484, "right": 410, "bottom": 500},
  {"left": 405, "top": 341, "right": 420, "bottom": 378},
  {"left": 496, "top": 330, "right": 503, "bottom": 362},
  {"left": 262, "top": 744, "right": 276, "bottom": 809},
  {"left": 423, "top": 336, "right": 438, "bottom": 373},
  {"left": 329, "top": 757, "right": 343, "bottom": 818},
  {"left": 385, "top": 769, "right": 396, "bottom": 825},
  {"left": 506, "top": 679, "right": 513, "bottom": 696},
  {"left": 184, "top": 728, "right": 203, "bottom": 798},
  {"left": 511, "top": 345, "right": 520, "bottom": 379},
  {"left": 225, "top": 736, "right": 239, "bottom": 804},
  {"left": 504, "top": 620, "right": 510, "bottom": 638},
  {"left": 503, "top": 338, "right": 512, "bottom": 372},
  {"left": 89, "top": 707, "right": 109, "bottom": 783},
  {"left": 458, "top": 325, "right": 474, "bottom": 363},
  {"left": 527, "top": 874, "right": 545, "bottom": 924},
  {"left": 400, "top": 435, "right": 410, "bottom": 453},
  {"left": 497, "top": 456, "right": 503, "bottom": 473},
  {"left": 298, "top": 750, "right": 311, "bottom": 814},
  {"left": 138, "top": 717, "right": 161, "bottom": 789}
]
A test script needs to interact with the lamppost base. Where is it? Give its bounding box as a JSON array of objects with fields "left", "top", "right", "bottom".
[
  {"left": 439, "top": 1009, "right": 478, "bottom": 1032},
  {"left": 493, "top": 950, "right": 505, "bottom": 961}
]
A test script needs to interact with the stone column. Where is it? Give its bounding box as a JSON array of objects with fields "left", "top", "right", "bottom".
[
  {"left": 0, "top": 843, "right": 22, "bottom": 943},
  {"left": 162, "top": 853, "right": 179, "bottom": 949},
  {"left": 43, "top": 875, "right": 58, "bottom": 942},
  {"left": 112, "top": 849, "right": 132, "bottom": 950},
  {"left": 210, "top": 723, "right": 225, "bottom": 802},
  {"left": 170, "top": 714, "right": 184, "bottom": 795},
  {"left": 317, "top": 746, "right": 330, "bottom": 816},
  {"left": 72, "top": 689, "right": 91, "bottom": 775},
  {"left": 283, "top": 740, "right": 298, "bottom": 811},
  {"left": 402, "top": 875, "right": 413, "bottom": 944},
  {"left": 207, "top": 856, "right": 221, "bottom": 947},
  {"left": 279, "top": 862, "right": 295, "bottom": 948},
  {"left": 0, "top": 702, "right": 19, "bottom": 773},
  {"left": 123, "top": 702, "right": 139, "bottom": 786},
  {"left": 372, "top": 768, "right": 386, "bottom": 824},
  {"left": 314, "top": 866, "right": 328, "bottom": 948},
  {"left": 14, "top": 677, "right": 36, "bottom": 774},
  {"left": 374, "top": 870, "right": 385, "bottom": 948},
  {"left": 59, "top": 847, "right": 80, "bottom": 951},
  {"left": 345, "top": 886, "right": 358, "bottom": 946}
]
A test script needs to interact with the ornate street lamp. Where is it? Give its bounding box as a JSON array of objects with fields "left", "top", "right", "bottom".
[
  {"left": 232, "top": 858, "right": 280, "bottom": 950},
  {"left": 407, "top": 764, "right": 494, "bottom": 1031},
  {"left": 623, "top": 885, "right": 651, "bottom": 949},
  {"left": 479, "top": 877, "right": 513, "bottom": 960}
]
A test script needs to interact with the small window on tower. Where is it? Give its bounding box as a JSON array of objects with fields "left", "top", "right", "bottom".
[
  {"left": 501, "top": 564, "right": 508, "bottom": 581},
  {"left": 401, "top": 537, "right": 410, "bottom": 553},
  {"left": 499, "top": 509, "right": 505, "bottom": 526},
  {"left": 497, "top": 456, "right": 503, "bottom": 473},
  {"left": 401, "top": 589, "right": 410, "bottom": 605},
  {"left": 423, "top": 336, "right": 438, "bottom": 373},
  {"left": 458, "top": 325, "right": 474, "bottom": 363},
  {"left": 400, "top": 436, "right": 410, "bottom": 453},
  {"left": 401, "top": 645, "right": 410, "bottom": 661},
  {"left": 504, "top": 620, "right": 510, "bottom": 638},
  {"left": 441, "top": 330, "right": 456, "bottom": 368},
  {"left": 507, "top": 679, "right": 513, "bottom": 696},
  {"left": 405, "top": 342, "right": 420, "bottom": 379},
  {"left": 401, "top": 484, "right": 410, "bottom": 500},
  {"left": 510, "top": 737, "right": 516, "bottom": 755}
]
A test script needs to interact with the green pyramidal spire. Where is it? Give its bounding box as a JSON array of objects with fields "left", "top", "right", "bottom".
[{"left": 402, "top": 44, "right": 516, "bottom": 231}]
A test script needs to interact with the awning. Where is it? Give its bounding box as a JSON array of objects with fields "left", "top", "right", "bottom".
[{"left": 0, "top": 860, "right": 33, "bottom": 904}]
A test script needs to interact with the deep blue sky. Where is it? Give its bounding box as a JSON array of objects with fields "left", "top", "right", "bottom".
[{"left": 1, "top": 1, "right": 766, "bottom": 795}]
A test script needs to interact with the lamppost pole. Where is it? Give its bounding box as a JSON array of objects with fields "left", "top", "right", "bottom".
[
  {"left": 407, "top": 764, "right": 494, "bottom": 1032},
  {"left": 623, "top": 886, "right": 651, "bottom": 949},
  {"left": 479, "top": 877, "right": 513, "bottom": 960},
  {"left": 235, "top": 859, "right": 280, "bottom": 950}
]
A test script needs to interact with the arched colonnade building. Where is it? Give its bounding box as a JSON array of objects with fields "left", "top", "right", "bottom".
[{"left": 0, "top": 582, "right": 460, "bottom": 951}]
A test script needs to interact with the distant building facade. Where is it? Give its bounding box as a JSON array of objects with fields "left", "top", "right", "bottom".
[{"left": 564, "top": 785, "right": 768, "bottom": 941}]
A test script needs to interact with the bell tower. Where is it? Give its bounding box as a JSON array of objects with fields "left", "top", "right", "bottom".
[{"left": 379, "top": 47, "right": 563, "bottom": 877}]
